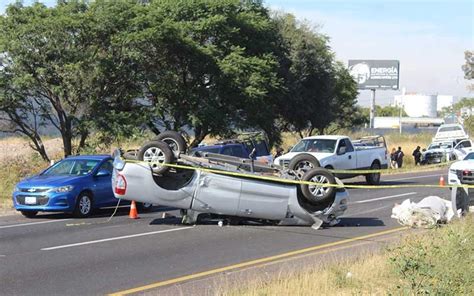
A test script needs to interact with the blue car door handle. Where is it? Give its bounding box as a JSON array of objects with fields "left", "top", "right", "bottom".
[{"left": 348, "top": 155, "right": 352, "bottom": 159}]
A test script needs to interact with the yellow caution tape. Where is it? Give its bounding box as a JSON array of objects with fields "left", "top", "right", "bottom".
[
  {"left": 123, "top": 159, "right": 474, "bottom": 190},
  {"left": 328, "top": 161, "right": 454, "bottom": 174}
]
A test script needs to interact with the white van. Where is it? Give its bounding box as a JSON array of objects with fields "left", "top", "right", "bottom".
[{"left": 433, "top": 124, "right": 468, "bottom": 142}]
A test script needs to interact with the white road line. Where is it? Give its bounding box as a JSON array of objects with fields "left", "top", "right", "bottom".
[
  {"left": 385, "top": 174, "right": 444, "bottom": 182},
  {"left": 351, "top": 192, "right": 417, "bottom": 204},
  {"left": 0, "top": 219, "right": 73, "bottom": 230},
  {"left": 41, "top": 226, "right": 194, "bottom": 251}
]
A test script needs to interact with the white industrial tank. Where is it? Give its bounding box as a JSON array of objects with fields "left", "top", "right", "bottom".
[{"left": 394, "top": 94, "right": 438, "bottom": 118}]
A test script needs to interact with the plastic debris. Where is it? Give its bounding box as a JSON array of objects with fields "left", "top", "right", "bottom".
[{"left": 391, "top": 196, "right": 454, "bottom": 228}]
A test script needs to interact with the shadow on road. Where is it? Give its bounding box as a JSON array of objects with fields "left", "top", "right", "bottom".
[
  {"left": 19, "top": 206, "right": 172, "bottom": 220},
  {"left": 337, "top": 217, "right": 385, "bottom": 227}
]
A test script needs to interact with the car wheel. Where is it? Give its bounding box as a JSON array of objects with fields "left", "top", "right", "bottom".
[
  {"left": 300, "top": 168, "right": 336, "bottom": 204},
  {"left": 73, "top": 192, "right": 93, "bottom": 218},
  {"left": 20, "top": 211, "right": 38, "bottom": 218},
  {"left": 365, "top": 162, "right": 381, "bottom": 185},
  {"left": 288, "top": 154, "right": 320, "bottom": 179},
  {"left": 137, "top": 202, "right": 153, "bottom": 212},
  {"left": 153, "top": 131, "right": 187, "bottom": 155},
  {"left": 138, "top": 141, "right": 175, "bottom": 174}
]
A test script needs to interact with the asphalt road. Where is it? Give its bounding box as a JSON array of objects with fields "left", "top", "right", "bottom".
[{"left": 0, "top": 169, "right": 450, "bottom": 296}]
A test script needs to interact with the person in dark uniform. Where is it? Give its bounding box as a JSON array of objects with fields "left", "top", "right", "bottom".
[
  {"left": 396, "top": 146, "right": 404, "bottom": 168},
  {"left": 412, "top": 146, "right": 422, "bottom": 165}
]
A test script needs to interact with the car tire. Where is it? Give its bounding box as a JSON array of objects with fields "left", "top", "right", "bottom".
[
  {"left": 288, "top": 153, "right": 320, "bottom": 179},
  {"left": 300, "top": 168, "right": 336, "bottom": 204},
  {"left": 365, "top": 162, "right": 381, "bottom": 185},
  {"left": 138, "top": 141, "right": 175, "bottom": 174},
  {"left": 20, "top": 211, "right": 38, "bottom": 218},
  {"left": 153, "top": 131, "right": 187, "bottom": 155},
  {"left": 73, "top": 192, "right": 93, "bottom": 218},
  {"left": 137, "top": 202, "right": 153, "bottom": 212}
]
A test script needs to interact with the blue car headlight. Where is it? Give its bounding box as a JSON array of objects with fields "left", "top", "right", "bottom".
[
  {"left": 14, "top": 186, "right": 20, "bottom": 192},
  {"left": 50, "top": 185, "right": 74, "bottom": 193}
]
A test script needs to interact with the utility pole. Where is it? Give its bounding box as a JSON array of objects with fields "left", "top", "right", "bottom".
[
  {"left": 370, "top": 89, "right": 376, "bottom": 129},
  {"left": 399, "top": 87, "right": 405, "bottom": 134}
]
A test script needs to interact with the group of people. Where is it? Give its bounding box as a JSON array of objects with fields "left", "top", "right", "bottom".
[{"left": 390, "top": 146, "right": 423, "bottom": 169}]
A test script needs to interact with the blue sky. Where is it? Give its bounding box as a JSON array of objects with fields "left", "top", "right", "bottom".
[{"left": 1, "top": 0, "right": 473, "bottom": 106}]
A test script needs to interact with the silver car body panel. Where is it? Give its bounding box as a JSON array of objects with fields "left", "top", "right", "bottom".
[{"left": 113, "top": 156, "right": 348, "bottom": 226}]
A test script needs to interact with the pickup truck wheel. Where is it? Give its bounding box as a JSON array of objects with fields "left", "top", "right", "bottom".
[
  {"left": 300, "top": 168, "right": 336, "bottom": 204},
  {"left": 365, "top": 162, "right": 381, "bottom": 185},
  {"left": 288, "top": 154, "right": 320, "bottom": 179},
  {"left": 20, "top": 211, "right": 38, "bottom": 218},
  {"left": 138, "top": 141, "right": 174, "bottom": 174},
  {"left": 154, "top": 131, "right": 187, "bottom": 155}
]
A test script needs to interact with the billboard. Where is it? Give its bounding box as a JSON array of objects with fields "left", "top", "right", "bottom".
[{"left": 348, "top": 60, "right": 399, "bottom": 90}]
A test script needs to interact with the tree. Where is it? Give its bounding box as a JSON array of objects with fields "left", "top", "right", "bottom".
[
  {"left": 0, "top": 1, "right": 140, "bottom": 158},
  {"left": 272, "top": 13, "right": 359, "bottom": 136},
  {"left": 462, "top": 50, "right": 473, "bottom": 91},
  {"left": 122, "top": 0, "right": 283, "bottom": 147}
]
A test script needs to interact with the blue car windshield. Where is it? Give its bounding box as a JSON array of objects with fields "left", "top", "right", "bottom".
[{"left": 43, "top": 159, "right": 100, "bottom": 176}]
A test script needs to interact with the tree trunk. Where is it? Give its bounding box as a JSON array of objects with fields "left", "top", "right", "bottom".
[
  {"left": 76, "top": 130, "right": 89, "bottom": 154},
  {"left": 30, "top": 136, "right": 50, "bottom": 162},
  {"left": 62, "top": 118, "right": 73, "bottom": 157},
  {"left": 189, "top": 125, "right": 208, "bottom": 148}
]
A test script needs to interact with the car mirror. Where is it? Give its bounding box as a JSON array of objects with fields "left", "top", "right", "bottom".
[
  {"left": 96, "top": 169, "right": 111, "bottom": 177},
  {"left": 337, "top": 146, "right": 346, "bottom": 155}
]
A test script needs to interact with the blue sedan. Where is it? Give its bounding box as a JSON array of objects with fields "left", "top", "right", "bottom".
[{"left": 13, "top": 155, "right": 150, "bottom": 218}]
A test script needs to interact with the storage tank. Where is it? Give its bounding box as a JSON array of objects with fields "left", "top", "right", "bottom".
[{"left": 394, "top": 94, "right": 438, "bottom": 118}]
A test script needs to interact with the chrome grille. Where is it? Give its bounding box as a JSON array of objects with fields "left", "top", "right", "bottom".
[{"left": 19, "top": 188, "right": 49, "bottom": 193}]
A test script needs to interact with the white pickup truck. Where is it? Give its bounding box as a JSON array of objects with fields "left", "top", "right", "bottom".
[{"left": 274, "top": 135, "right": 388, "bottom": 184}]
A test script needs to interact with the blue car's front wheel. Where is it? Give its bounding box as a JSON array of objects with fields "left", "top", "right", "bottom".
[{"left": 73, "top": 193, "right": 93, "bottom": 218}]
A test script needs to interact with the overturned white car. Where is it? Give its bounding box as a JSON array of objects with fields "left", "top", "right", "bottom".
[{"left": 112, "top": 132, "right": 348, "bottom": 228}]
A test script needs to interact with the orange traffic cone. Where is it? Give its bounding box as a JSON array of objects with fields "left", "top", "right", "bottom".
[
  {"left": 439, "top": 176, "right": 445, "bottom": 187},
  {"left": 129, "top": 200, "right": 139, "bottom": 219}
]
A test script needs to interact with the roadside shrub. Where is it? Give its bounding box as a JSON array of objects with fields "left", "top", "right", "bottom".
[{"left": 389, "top": 215, "right": 474, "bottom": 295}]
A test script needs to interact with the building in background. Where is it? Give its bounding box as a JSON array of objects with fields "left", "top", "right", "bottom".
[{"left": 393, "top": 93, "right": 458, "bottom": 118}]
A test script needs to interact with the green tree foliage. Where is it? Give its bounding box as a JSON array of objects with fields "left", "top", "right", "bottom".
[
  {"left": 0, "top": 1, "right": 139, "bottom": 157},
  {"left": 121, "top": 0, "right": 283, "bottom": 146},
  {"left": 273, "top": 13, "right": 359, "bottom": 137},
  {"left": 440, "top": 97, "right": 474, "bottom": 134},
  {"left": 0, "top": 0, "right": 363, "bottom": 158}
]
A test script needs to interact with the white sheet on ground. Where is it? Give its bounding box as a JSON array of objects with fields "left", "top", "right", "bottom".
[{"left": 391, "top": 196, "right": 454, "bottom": 228}]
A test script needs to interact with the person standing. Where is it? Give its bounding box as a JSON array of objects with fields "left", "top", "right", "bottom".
[
  {"left": 396, "top": 146, "right": 404, "bottom": 168},
  {"left": 412, "top": 146, "right": 422, "bottom": 165},
  {"left": 390, "top": 147, "right": 398, "bottom": 169}
]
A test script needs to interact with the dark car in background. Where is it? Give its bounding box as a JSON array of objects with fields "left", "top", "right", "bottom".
[{"left": 191, "top": 134, "right": 273, "bottom": 163}]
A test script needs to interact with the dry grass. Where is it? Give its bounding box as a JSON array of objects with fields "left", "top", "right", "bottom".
[
  {"left": 222, "top": 254, "right": 395, "bottom": 296},
  {"left": 222, "top": 215, "right": 474, "bottom": 296}
]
